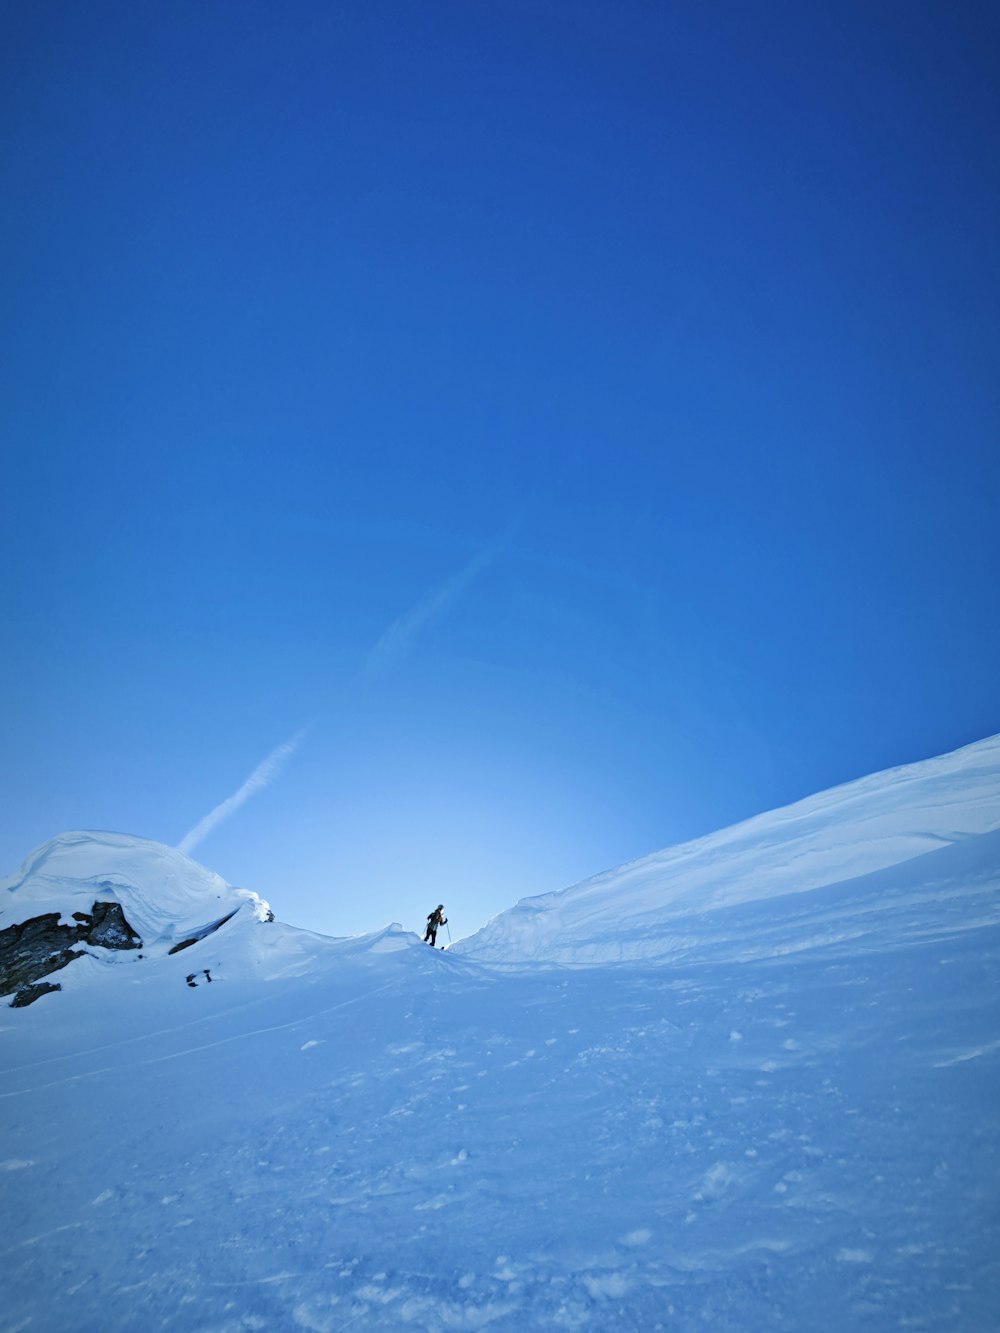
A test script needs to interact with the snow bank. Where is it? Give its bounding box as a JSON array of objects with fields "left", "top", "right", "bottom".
[{"left": 456, "top": 733, "right": 1000, "bottom": 965}]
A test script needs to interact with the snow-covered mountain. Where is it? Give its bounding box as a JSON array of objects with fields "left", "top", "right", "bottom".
[{"left": 1, "top": 736, "right": 998, "bottom": 1331}]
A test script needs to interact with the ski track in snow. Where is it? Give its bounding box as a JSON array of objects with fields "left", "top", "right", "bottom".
[{"left": 0, "top": 980, "right": 402, "bottom": 1101}]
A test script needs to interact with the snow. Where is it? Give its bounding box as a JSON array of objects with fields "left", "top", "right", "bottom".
[
  {"left": 0, "top": 830, "right": 271, "bottom": 951},
  {"left": 452, "top": 732, "right": 1000, "bottom": 966},
  {"left": 1, "top": 736, "right": 999, "bottom": 1330}
]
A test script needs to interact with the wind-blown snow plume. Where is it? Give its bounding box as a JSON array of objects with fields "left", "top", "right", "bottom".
[
  {"left": 177, "top": 728, "right": 308, "bottom": 855},
  {"left": 362, "top": 529, "right": 514, "bottom": 683}
]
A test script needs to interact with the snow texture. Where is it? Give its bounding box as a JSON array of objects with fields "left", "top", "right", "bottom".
[{"left": 1, "top": 735, "right": 998, "bottom": 1330}]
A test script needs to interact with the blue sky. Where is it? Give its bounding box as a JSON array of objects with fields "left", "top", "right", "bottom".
[{"left": 3, "top": 0, "right": 998, "bottom": 940}]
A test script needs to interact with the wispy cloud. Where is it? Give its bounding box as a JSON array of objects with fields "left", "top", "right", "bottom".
[
  {"left": 176, "top": 523, "right": 517, "bottom": 854},
  {"left": 177, "top": 727, "right": 309, "bottom": 856},
  {"left": 362, "top": 526, "right": 517, "bottom": 684}
]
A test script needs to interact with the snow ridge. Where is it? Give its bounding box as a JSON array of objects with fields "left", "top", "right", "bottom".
[{"left": 456, "top": 733, "right": 1000, "bottom": 965}]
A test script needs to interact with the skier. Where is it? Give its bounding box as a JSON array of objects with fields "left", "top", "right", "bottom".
[{"left": 424, "top": 904, "right": 447, "bottom": 946}]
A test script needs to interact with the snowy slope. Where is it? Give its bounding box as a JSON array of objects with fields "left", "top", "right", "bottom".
[
  {"left": 454, "top": 733, "right": 1000, "bottom": 965},
  {"left": 0, "top": 830, "right": 271, "bottom": 954},
  {"left": 1, "top": 737, "right": 998, "bottom": 1331}
]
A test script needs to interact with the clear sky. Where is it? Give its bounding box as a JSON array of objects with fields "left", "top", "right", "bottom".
[{"left": 3, "top": 0, "right": 998, "bottom": 941}]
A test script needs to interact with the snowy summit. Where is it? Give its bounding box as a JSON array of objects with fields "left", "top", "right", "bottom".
[
  {"left": 1, "top": 735, "right": 999, "bottom": 1330},
  {"left": 1, "top": 829, "right": 272, "bottom": 946}
]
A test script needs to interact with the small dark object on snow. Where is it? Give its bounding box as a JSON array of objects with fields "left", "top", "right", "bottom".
[
  {"left": 186, "top": 973, "right": 198, "bottom": 988},
  {"left": 203, "top": 969, "right": 212, "bottom": 982}
]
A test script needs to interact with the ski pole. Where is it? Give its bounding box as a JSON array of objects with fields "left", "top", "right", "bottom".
[{"left": 446, "top": 921, "right": 452, "bottom": 944}]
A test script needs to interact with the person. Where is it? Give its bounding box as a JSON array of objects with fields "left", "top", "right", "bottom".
[{"left": 424, "top": 904, "right": 447, "bottom": 946}]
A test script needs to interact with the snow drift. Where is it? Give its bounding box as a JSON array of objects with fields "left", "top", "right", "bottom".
[
  {"left": 0, "top": 830, "right": 272, "bottom": 950},
  {"left": 456, "top": 733, "right": 1000, "bottom": 965}
]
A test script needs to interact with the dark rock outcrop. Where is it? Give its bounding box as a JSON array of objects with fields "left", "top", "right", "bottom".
[
  {"left": 0, "top": 913, "right": 86, "bottom": 997},
  {"left": 88, "top": 902, "right": 142, "bottom": 950},
  {"left": 11, "top": 980, "right": 63, "bottom": 1008},
  {"left": 1, "top": 901, "right": 143, "bottom": 1007}
]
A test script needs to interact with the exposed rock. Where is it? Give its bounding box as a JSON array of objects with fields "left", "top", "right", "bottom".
[
  {"left": 11, "top": 980, "right": 62, "bottom": 1008},
  {"left": 0, "top": 913, "right": 86, "bottom": 998},
  {"left": 89, "top": 902, "right": 142, "bottom": 950},
  {"left": 1, "top": 901, "right": 144, "bottom": 1007}
]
